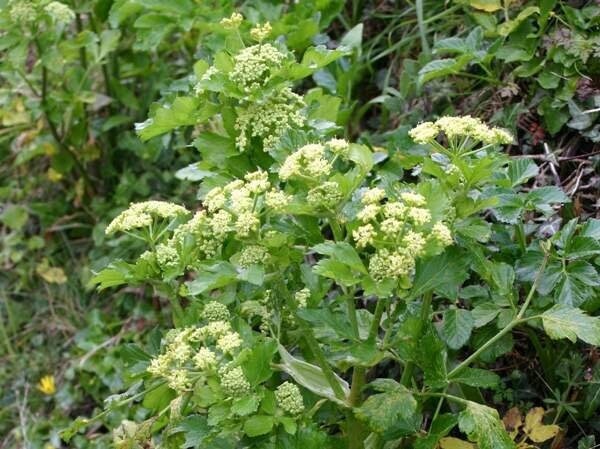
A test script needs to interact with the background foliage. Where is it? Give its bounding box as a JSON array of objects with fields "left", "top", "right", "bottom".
[{"left": 1, "top": 0, "right": 599, "bottom": 448}]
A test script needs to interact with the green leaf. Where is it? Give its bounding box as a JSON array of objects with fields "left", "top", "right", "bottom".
[
  {"left": 356, "top": 381, "right": 420, "bottom": 436},
  {"left": 583, "top": 364, "right": 600, "bottom": 419},
  {"left": 472, "top": 302, "right": 501, "bottom": 327},
  {"left": 243, "top": 415, "right": 274, "bottom": 437},
  {"left": 276, "top": 344, "right": 349, "bottom": 405},
  {"left": 418, "top": 56, "right": 472, "bottom": 85},
  {"left": 458, "top": 401, "right": 515, "bottom": 449},
  {"left": 231, "top": 395, "right": 261, "bottom": 416},
  {"left": 410, "top": 249, "right": 470, "bottom": 299},
  {"left": 91, "top": 264, "right": 129, "bottom": 290},
  {"left": 0, "top": 204, "right": 28, "bottom": 230},
  {"left": 172, "top": 415, "right": 209, "bottom": 448},
  {"left": 497, "top": 7, "right": 540, "bottom": 36},
  {"left": 241, "top": 339, "right": 277, "bottom": 385},
  {"left": 507, "top": 159, "right": 538, "bottom": 187},
  {"left": 417, "top": 330, "right": 448, "bottom": 388},
  {"left": 541, "top": 305, "right": 600, "bottom": 345},
  {"left": 449, "top": 368, "right": 500, "bottom": 388},
  {"left": 312, "top": 241, "right": 367, "bottom": 274},
  {"left": 466, "top": 0, "right": 502, "bottom": 12},
  {"left": 441, "top": 309, "right": 474, "bottom": 350},
  {"left": 136, "top": 97, "right": 217, "bottom": 141},
  {"left": 185, "top": 262, "right": 238, "bottom": 295}
]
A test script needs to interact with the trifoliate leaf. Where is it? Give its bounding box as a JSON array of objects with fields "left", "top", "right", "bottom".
[{"left": 541, "top": 305, "right": 600, "bottom": 345}]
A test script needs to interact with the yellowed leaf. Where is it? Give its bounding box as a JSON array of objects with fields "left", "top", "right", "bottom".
[
  {"left": 524, "top": 407, "right": 544, "bottom": 433},
  {"left": 439, "top": 437, "right": 476, "bottom": 449},
  {"left": 36, "top": 264, "right": 67, "bottom": 284},
  {"left": 528, "top": 424, "right": 560, "bottom": 443},
  {"left": 466, "top": 0, "right": 502, "bottom": 12},
  {"left": 524, "top": 407, "right": 560, "bottom": 443}
]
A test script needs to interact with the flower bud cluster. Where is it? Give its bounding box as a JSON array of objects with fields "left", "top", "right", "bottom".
[
  {"left": 202, "top": 301, "right": 230, "bottom": 322},
  {"left": 230, "top": 43, "right": 286, "bottom": 92},
  {"left": 279, "top": 143, "right": 331, "bottom": 180},
  {"left": 220, "top": 12, "right": 243, "bottom": 29},
  {"left": 44, "top": 1, "right": 75, "bottom": 24},
  {"left": 106, "top": 201, "right": 188, "bottom": 235},
  {"left": 147, "top": 320, "right": 247, "bottom": 395},
  {"left": 409, "top": 116, "right": 513, "bottom": 145},
  {"left": 351, "top": 189, "right": 453, "bottom": 282},
  {"left": 275, "top": 381, "right": 304, "bottom": 415},
  {"left": 235, "top": 87, "right": 305, "bottom": 151}
]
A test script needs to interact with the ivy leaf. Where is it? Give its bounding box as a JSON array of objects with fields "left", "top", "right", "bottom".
[
  {"left": 440, "top": 309, "right": 474, "bottom": 350},
  {"left": 541, "top": 305, "right": 600, "bottom": 345},
  {"left": 356, "top": 380, "right": 421, "bottom": 437},
  {"left": 458, "top": 401, "right": 515, "bottom": 449}
]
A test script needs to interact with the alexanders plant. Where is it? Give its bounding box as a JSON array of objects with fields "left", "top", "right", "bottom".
[
  {"left": 83, "top": 107, "right": 600, "bottom": 449},
  {"left": 74, "top": 14, "right": 600, "bottom": 449}
]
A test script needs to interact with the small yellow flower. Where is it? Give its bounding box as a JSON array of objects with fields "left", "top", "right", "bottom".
[{"left": 37, "top": 375, "right": 56, "bottom": 395}]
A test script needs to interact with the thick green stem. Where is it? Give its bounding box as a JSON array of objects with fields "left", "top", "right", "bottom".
[
  {"left": 346, "top": 296, "right": 359, "bottom": 338},
  {"left": 368, "top": 298, "right": 387, "bottom": 342},
  {"left": 400, "top": 291, "right": 433, "bottom": 387}
]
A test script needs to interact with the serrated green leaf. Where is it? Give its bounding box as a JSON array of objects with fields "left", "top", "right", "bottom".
[
  {"left": 507, "top": 159, "right": 538, "bottom": 187},
  {"left": 449, "top": 368, "right": 500, "bottom": 388},
  {"left": 243, "top": 415, "right": 274, "bottom": 437},
  {"left": 172, "top": 415, "right": 209, "bottom": 448},
  {"left": 356, "top": 382, "right": 420, "bottom": 436},
  {"left": 410, "top": 249, "right": 470, "bottom": 299},
  {"left": 418, "top": 55, "right": 473, "bottom": 85},
  {"left": 458, "top": 401, "right": 515, "bottom": 449},
  {"left": 441, "top": 309, "right": 474, "bottom": 350},
  {"left": 136, "top": 97, "right": 217, "bottom": 141},
  {"left": 541, "top": 305, "right": 600, "bottom": 345}
]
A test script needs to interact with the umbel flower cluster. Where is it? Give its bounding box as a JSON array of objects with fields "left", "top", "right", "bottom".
[
  {"left": 8, "top": 0, "right": 75, "bottom": 25},
  {"left": 352, "top": 188, "right": 453, "bottom": 283},
  {"left": 146, "top": 301, "right": 304, "bottom": 415},
  {"left": 105, "top": 201, "right": 188, "bottom": 235},
  {"left": 193, "top": 15, "right": 306, "bottom": 152},
  {"left": 409, "top": 115, "right": 513, "bottom": 146}
]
